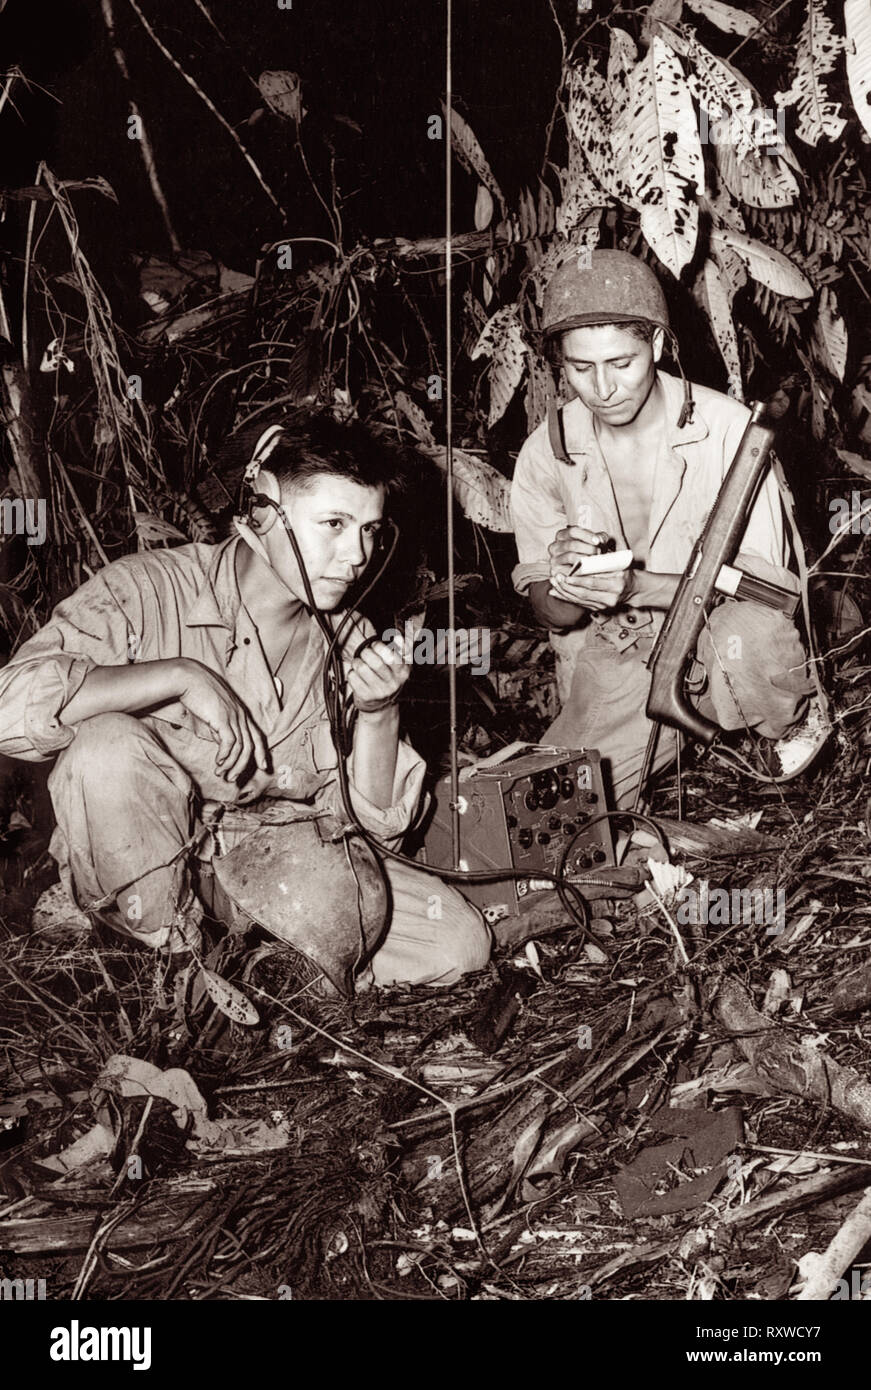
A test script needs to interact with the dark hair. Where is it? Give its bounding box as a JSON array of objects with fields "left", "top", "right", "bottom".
[
  {"left": 545, "top": 318, "right": 659, "bottom": 366},
  {"left": 246, "top": 410, "right": 408, "bottom": 504}
]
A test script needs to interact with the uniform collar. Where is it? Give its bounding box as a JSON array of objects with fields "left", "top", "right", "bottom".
[{"left": 184, "top": 536, "right": 243, "bottom": 632}]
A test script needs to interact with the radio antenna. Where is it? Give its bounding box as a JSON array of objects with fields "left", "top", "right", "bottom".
[{"left": 445, "top": 0, "right": 459, "bottom": 868}]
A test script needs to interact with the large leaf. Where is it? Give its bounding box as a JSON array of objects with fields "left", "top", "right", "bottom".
[
  {"left": 775, "top": 0, "right": 846, "bottom": 144},
  {"left": 394, "top": 391, "right": 435, "bottom": 447},
  {"left": 565, "top": 62, "right": 630, "bottom": 204},
  {"left": 618, "top": 37, "right": 703, "bottom": 276},
  {"left": 471, "top": 305, "right": 528, "bottom": 426},
  {"left": 426, "top": 446, "right": 513, "bottom": 532},
  {"left": 684, "top": 0, "right": 759, "bottom": 34},
  {"left": 710, "top": 228, "right": 813, "bottom": 299},
  {"left": 675, "top": 32, "right": 770, "bottom": 162},
  {"left": 556, "top": 139, "right": 609, "bottom": 238},
  {"left": 845, "top": 0, "right": 871, "bottom": 138},
  {"left": 444, "top": 105, "right": 506, "bottom": 216},
  {"left": 812, "top": 285, "right": 848, "bottom": 379},
  {"left": 696, "top": 258, "right": 743, "bottom": 397},
  {"left": 713, "top": 130, "right": 799, "bottom": 207},
  {"left": 607, "top": 27, "right": 638, "bottom": 113}
]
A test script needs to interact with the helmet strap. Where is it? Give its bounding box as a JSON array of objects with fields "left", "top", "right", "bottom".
[
  {"left": 666, "top": 329, "right": 695, "bottom": 429},
  {"left": 546, "top": 369, "right": 574, "bottom": 466}
]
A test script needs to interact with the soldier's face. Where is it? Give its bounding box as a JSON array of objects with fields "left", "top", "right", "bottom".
[
  {"left": 561, "top": 324, "right": 663, "bottom": 427},
  {"left": 274, "top": 475, "right": 385, "bottom": 609}
]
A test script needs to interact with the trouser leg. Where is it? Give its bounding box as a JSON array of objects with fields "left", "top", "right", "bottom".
[
  {"left": 696, "top": 601, "right": 812, "bottom": 738},
  {"left": 47, "top": 712, "right": 198, "bottom": 948},
  {"left": 545, "top": 639, "right": 672, "bottom": 808},
  {"left": 364, "top": 857, "right": 492, "bottom": 988},
  {"left": 545, "top": 603, "right": 812, "bottom": 809}
]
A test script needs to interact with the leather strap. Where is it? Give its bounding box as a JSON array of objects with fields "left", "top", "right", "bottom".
[
  {"left": 547, "top": 398, "right": 573, "bottom": 466},
  {"left": 769, "top": 453, "right": 830, "bottom": 719}
]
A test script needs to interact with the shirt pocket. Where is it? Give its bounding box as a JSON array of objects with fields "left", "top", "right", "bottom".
[{"left": 308, "top": 719, "right": 339, "bottom": 773}]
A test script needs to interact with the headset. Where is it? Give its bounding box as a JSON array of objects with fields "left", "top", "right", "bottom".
[{"left": 239, "top": 422, "right": 668, "bottom": 955}]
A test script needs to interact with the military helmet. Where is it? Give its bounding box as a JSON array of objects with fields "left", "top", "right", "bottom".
[
  {"left": 541, "top": 249, "right": 669, "bottom": 340},
  {"left": 213, "top": 818, "right": 388, "bottom": 998}
]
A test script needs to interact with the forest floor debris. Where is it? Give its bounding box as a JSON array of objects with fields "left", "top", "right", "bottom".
[{"left": 1, "top": 685, "right": 870, "bottom": 1301}]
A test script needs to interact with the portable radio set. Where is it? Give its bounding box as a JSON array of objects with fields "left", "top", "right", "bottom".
[{"left": 420, "top": 744, "right": 616, "bottom": 929}]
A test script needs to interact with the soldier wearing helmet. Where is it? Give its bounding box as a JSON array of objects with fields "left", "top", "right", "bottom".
[{"left": 510, "top": 249, "right": 813, "bottom": 807}]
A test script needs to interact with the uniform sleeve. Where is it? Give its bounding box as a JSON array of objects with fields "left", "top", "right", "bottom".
[
  {"left": 0, "top": 563, "right": 146, "bottom": 761},
  {"left": 509, "top": 428, "right": 569, "bottom": 595},
  {"left": 343, "top": 737, "right": 428, "bottom": 845},
  {"left": 310, "top": 610, "right": 429, "bottom": 845}
]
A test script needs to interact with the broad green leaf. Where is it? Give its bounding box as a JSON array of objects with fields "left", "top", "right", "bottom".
[
  {"left": 696, "top": 259, "right": 743, "bottom": 397},
  {"left": 565, "top": 62, "right": 631, "bottom": 205},
  {"left": 258, "top": 71, "right": 304, "bottom": 123},
  {"left": 394, "top": 391, "right": 435, "bottom": 447},
  {"left": 710, "top": 227, "right": 813, "bottom": 299},
  {"left": 812, "top": 285, "right": 848, "bottom": 379},
  {"left": 200, "top": 967, "right": 260, "bottom": 1026},
  {"left": 685, "top": 0, "right": 760, "bottom": 34},
  {"left": 619, "top": 37, "right": 703, "bottom": 276},
  {"left": 444, "top": 105, "right": 506, "bottom": 216},
  {"left": 775, "top": 0, "right": 846, "bottom": 145},
  {"left": 606, "top": 27, "right": 638, "bottom": 113},
  {"left": 713, "top": 130, "right": 799, "bottom": 207},
  {"left": 426, "top": 446, "right": 513, "bottom": 532},
  {"left": 472, "top": 305, "right": 528, "bottom": 427}
]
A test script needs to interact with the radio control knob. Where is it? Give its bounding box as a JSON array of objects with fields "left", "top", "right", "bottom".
[
  {"left": 537, "top": 832, "right": 550, "bottom": 846},
  {"left": 518, "top": 829, "right": 533, "bottom": 848},
  {"left": 524, "top": 791, "right": 539, "bottom": 811},
  {"left": 506, "top": 813, "right": 518, "bottom": 828},
  {"left": 549, "top": 816, "right": 561, "bottom": 831},
  {"left": 560, "top": 778, "right": 574, "bottom": 798},
  {"left": 562, "top": 822, "right": 576, "bottom": 836}
]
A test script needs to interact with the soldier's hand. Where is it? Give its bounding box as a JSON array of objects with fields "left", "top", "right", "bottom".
[
  {"left": 548, "top": 526, "right": 611, "bottom": 578},
  {"left": 177, "top": 661, "right": 269, "bottom": 782},
  {"left": 347, "top": 638, "right": 410, "bottom": 714},
  {"left": 549, "top": 567, "right": 633, "bottom": 612}
]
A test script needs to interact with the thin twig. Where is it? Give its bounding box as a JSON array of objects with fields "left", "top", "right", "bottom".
[
  {"left": 100, "top": 0, "right": 182, "bottom": 253},
  {"left": 125, "top": 0, "right": 287, "bottom": 219}
]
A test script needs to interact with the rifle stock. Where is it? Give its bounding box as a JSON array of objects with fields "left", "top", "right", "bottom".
[{"left": 646, "top": 401, "right": 776, "bottom": 744}]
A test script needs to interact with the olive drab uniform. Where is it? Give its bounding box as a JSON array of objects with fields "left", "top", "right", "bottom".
[
  {"left": 510, "top": 371, "right": 813, "bottom": 806},
  {"left": 0, "top": 534, "right": 491, "bottom": 986}
]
